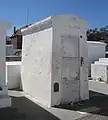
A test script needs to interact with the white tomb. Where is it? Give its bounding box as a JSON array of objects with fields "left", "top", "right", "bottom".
[
  {"left": 87, "top": 41, "right": 106, "bottom": 76},
  {"left": 91, "top": 63, "right": 108, "bottom": 82},
  {"left": 91, "top": 58, "right": 108, "bottom": 82},
  {"left": 0, "top": 21, "right": 11, "bottom": 108},
  {"left": 21, "top": 15, "right": 89, "bottom": 107}
]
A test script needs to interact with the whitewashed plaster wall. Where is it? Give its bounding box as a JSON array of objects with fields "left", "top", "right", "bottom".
[
  {"left": 6, "top": 62, "right": 21, "bottom": 89},
  {"left": 87, "top": 41, "right": 106, "bottom": 66},
  {"left": 51, "top": 15, "right": 89, "bottom": 105},
  {"left": 87, "top": 41, "right": 106, "bottom": 76},
  {"left": 21, "top": 28, "right": 52, "bottom": 107}
]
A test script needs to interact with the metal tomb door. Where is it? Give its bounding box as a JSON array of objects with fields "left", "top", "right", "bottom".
[{"left": 61, "top": 35, "right": 80, "bottom": 103}]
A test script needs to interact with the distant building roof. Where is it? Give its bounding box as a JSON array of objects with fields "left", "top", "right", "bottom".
[{"left": 10, "top": 24, "right": 32, "bottom": 38}]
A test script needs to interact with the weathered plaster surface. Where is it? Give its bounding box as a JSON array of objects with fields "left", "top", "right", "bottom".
[
  {"left": 21, "top": 15, "right": 89, "bottom": 107},
  {"left": 21, "top": 28, "right": 52, "bottom": 106}
]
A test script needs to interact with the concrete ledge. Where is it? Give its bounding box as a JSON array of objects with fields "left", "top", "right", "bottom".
[{"left": 89, "top": 80, "right": 108, "bottom": 95}]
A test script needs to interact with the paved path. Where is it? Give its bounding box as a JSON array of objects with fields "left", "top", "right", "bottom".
[
  {"left": 7, "top": 90, "right": 85, "bottom": 120},
  {"left": 77, "top": 114, "right": 108, "bottom": 120},
  {"left": 0, "top": 90, "right": 108, "bottom": 120}
]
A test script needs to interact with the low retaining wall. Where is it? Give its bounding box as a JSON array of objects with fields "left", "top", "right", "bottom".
[
  {"left": 6, "top": 62, "right": 21, "bottom": 89},
  {"left": 89, "top": 80, "right": 108, "bottom": 95}
]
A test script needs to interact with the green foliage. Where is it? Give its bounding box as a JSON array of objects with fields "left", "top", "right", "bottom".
[{"left": 87, "top": 26, "right": 108, "bottom": 42}]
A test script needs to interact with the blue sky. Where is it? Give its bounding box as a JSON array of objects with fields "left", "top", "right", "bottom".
[{"left": 0, "top": 0, "right": 108, "bottom": 35}]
